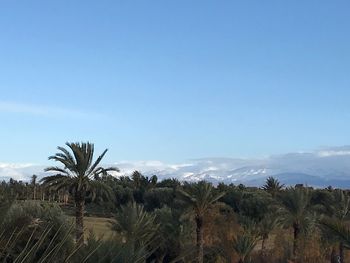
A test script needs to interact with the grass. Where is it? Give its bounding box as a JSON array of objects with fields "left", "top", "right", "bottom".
[{"left": 68, "top": 216, "right": 115, "bottom": 240}]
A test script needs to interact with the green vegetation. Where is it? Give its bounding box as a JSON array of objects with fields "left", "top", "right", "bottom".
[
  {"left": 178, "top": 181, "right": 225, "bottom": 263},
  {"left": 1, "top": 142, "right": 350, "bottom": 262},
  {"left": 41, "top": 142, "right": 118, "bottom": 245}
]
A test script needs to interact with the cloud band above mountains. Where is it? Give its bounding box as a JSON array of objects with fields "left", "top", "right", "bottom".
[{"left": 2, "top": 146, "right": 350, "bottom": 188}]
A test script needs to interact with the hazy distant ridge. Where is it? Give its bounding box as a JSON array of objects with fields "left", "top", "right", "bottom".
[{"left": 2, "top": 146, "right": 350, "bottom": 188}]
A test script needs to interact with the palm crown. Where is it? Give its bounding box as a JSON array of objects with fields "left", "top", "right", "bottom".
[
  {"left": 41, "top": 142, "right": 118, "bottom": 245},
  {"left": 280, "top": 187, "right": 311, "bottom": 258},
  {"left": 42, "top": 142, "right": 118, "bottom": 192},
  {"left": 178, "top": 181, "right": 225, "bottom": 263},
  {"left": 262, "top": 176, "right": 284, "bottom": 197},
  {"left": 179, "top": 181, "right": 225, "bottom": 217}
]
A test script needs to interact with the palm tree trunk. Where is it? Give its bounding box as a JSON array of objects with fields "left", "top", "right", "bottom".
[
  {"left": 156, "top": 253, "right": 166, "bottom": 263},
  {"left": 261, "top": 237, "right": 266, "bottom": 251},
  {"left": 261, "top": 236, "right": 267, "bottom": 262},
  {"left": 293, "top": 222, "right": 300, "bottom": 258},
  {"left": 195, "top": 215, "right": 204, "bottom": 263},
  {"left": 330, "top": 246, "right": 337, "bottom": 263},
  {"left": 64, "top": 193, "right": 68, "bottom": 204},
  {"left": 339, "top": 242, "right": 344, "bottom": 263},
  {"left": 75, "top": 195, "right": 85, "bottom": 246}
]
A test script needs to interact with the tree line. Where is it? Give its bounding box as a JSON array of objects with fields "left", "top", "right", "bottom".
[{"left": 0, "top": 142, "right": 350, "bottom": 263}]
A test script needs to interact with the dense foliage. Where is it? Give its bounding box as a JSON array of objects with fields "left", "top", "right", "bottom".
[{"left": 1, "top": 144, "right": 350, "bottom": 263}]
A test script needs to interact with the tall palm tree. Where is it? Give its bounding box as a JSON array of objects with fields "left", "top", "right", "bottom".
[
  {"left": 262, "top": 177, "right": 284, "bottom": 198},
  {"left": 258, "top": 212, "right": 281, "bottom": 255},
  {"left": 320, "top": 217, "right": 350, "bottom": 263},
  {"left": 178, "top": 181, "right": 225, "bottom": 263},
  {"left": 31, "top": 174, "right": 37, "bottom": 200},
  {"left": 332, "top": 190, "right": 350, "bottom": 221},
  {"left": 280, "top": 187, "right": 311, "bottom": 259},
  {"left": 333, "top": 190, "right": 350, "bottom": 263},
  {"left": 41, "top": 142, "right": 118, "bottom": 245},
  {"left": 320, "top": 190, "right": 350, "bottom": 263}
]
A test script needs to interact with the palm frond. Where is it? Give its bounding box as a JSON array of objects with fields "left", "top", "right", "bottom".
[
  {"left": 44, "top": 166, "right": 70, "bottom": 176},
  {"left": 87, "top": 149, "right": 108, "bottom": 175},
  {"left": 319, "top": 217, "right": 350, "bottom": 247}
]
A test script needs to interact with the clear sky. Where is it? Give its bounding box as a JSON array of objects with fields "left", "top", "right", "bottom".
[{"left": 0, "top": 1, "right": 350, "bottom": 164}]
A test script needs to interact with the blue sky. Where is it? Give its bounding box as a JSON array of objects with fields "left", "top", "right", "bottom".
[{"left": 0, "top": 1, "right": 350, "bottom": 164}]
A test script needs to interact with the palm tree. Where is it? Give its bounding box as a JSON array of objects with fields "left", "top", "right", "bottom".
[
  {"left": 332, "top": 190, "right": 350, "bottom": 221},
  {"left": 41, "top": 142, "right": 118, "bottom": 245},
  {"left": 112, "top": 202, "right": 158, "bottom": 243},
  {"left": 262, "top": 177, "right": 284, "bottom": 198},
  {"left": 31, "top": 174, "right": 37, "bottom": 200},
  {"left": 320, "top": 217, "right": 350, "bottom": 263},
  {"left": 111, "top": 202, "right": 159, "bottom": 257},
  {"left": 258, "top": 212, "right": 281, "bottom": 255},
  {"left": 178, "top": 181, "right": 225, "bottom": 263},
  {"left": 153, "top": 206, "right": 182, "bottom": 263},
  {"left": 334, "top": 190, "right": 350, "bottom": 263},
  {"left": 320, "top": 190, "right": 350, "bottom": 263},
  {"left": 280, "top": 187, "right": 311, "bottom": 259},
  {"left": 232, "top": 231, "right": 259, "bottom": 263}
]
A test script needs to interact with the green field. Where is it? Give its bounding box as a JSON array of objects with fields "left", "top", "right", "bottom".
[{"left": 69, "top": 216, "right": 115, "bottom": 240}]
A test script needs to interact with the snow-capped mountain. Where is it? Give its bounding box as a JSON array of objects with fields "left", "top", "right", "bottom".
[
  {"left": 2, "top": 146, "right": 350, "bottom": 188},
  {"left": 112, "top": 147, "right": 350, "bottom": 187}
]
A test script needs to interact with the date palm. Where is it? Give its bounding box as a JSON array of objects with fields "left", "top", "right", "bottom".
[
  {"left": 258, "top": 212, "right": 281, "bottom": 255},
  {"left": 178, "top": 181, "right": 225, "bottom": 263},
  {"left": 232, "top": 232, "right": 259, "bottom": 263},
  {"left": 41, "top": 142, "right": 118, "bottom": 245},
  {"left": 111, "top": 202, "right": 159, "bottom": 261},
  {"left": 280, "top": 187, "right": 311, "bottom": 259},
  {"left": 320, "top": 217, "right": 350, "bottom": 263},
  {"left": 31, "top": 174, "right": 38, "bottom": 200},
  {"left": 262, "top": 177, "right": 284, "bottom": 198},
  {"left": 111, "top": 202, "right": 159, "bottom": 246},
  {"left": 331, "top": 190, "right": 350, "bottom": 221},
  {"left": 320, "top": 190, "right": 350, "bottom": 263}
]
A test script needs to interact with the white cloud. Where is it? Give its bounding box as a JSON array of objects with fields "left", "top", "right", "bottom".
[
  {"left": 0, "top": 101, "right": 104, "bottom": 120},
  {"left": 317, "top": 150, "right": 350, "bottom": 157},
  {"left": 3, "top": 146, "right": 350, "bottom": 187},
  {"left": 0, "top": 163, "right": 45, "bottom": 181},
  {"left": 0, "top": 163, "right": 35, "bottom": 169},
  {"left": 169, "top": 163, "right": 194, "bottom": 170}
]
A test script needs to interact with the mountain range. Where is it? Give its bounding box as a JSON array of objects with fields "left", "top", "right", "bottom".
[{"left": 2, "top": 146, "right": 350, "bottom": 188}]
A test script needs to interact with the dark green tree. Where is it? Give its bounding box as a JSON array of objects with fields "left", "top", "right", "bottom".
[
  {"left": 111, "top": 202, "right": 159, "bottom": 257},
  {"left": 41, "top": 142, "right": 118, "bottom": 245},
  {"left": 31, "top": 174, "right": 38, "bottom": 200},
  {"left": 319, "top": 190, "right": 350, "bottom": 263},
  {"left": 262, "top": 177, "right": 284, "bottom": 198},
  {"left": 280, "top": 187, "right": 311, "bottom": 259},
  {"left": 178, "top": 181, "right": 225, "bottom": 263},
  {"left": 232, "top": 227, "right": 259, "bottom": 263}
]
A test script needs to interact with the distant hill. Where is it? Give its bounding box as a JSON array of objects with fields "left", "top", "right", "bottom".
[{"left": 2, "top": 146, "right": 350, "bottom": 188}]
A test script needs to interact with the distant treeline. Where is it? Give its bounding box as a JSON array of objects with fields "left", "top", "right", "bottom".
[{"left": 1, "top": 142, "right": 349, "bottom": 263}]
